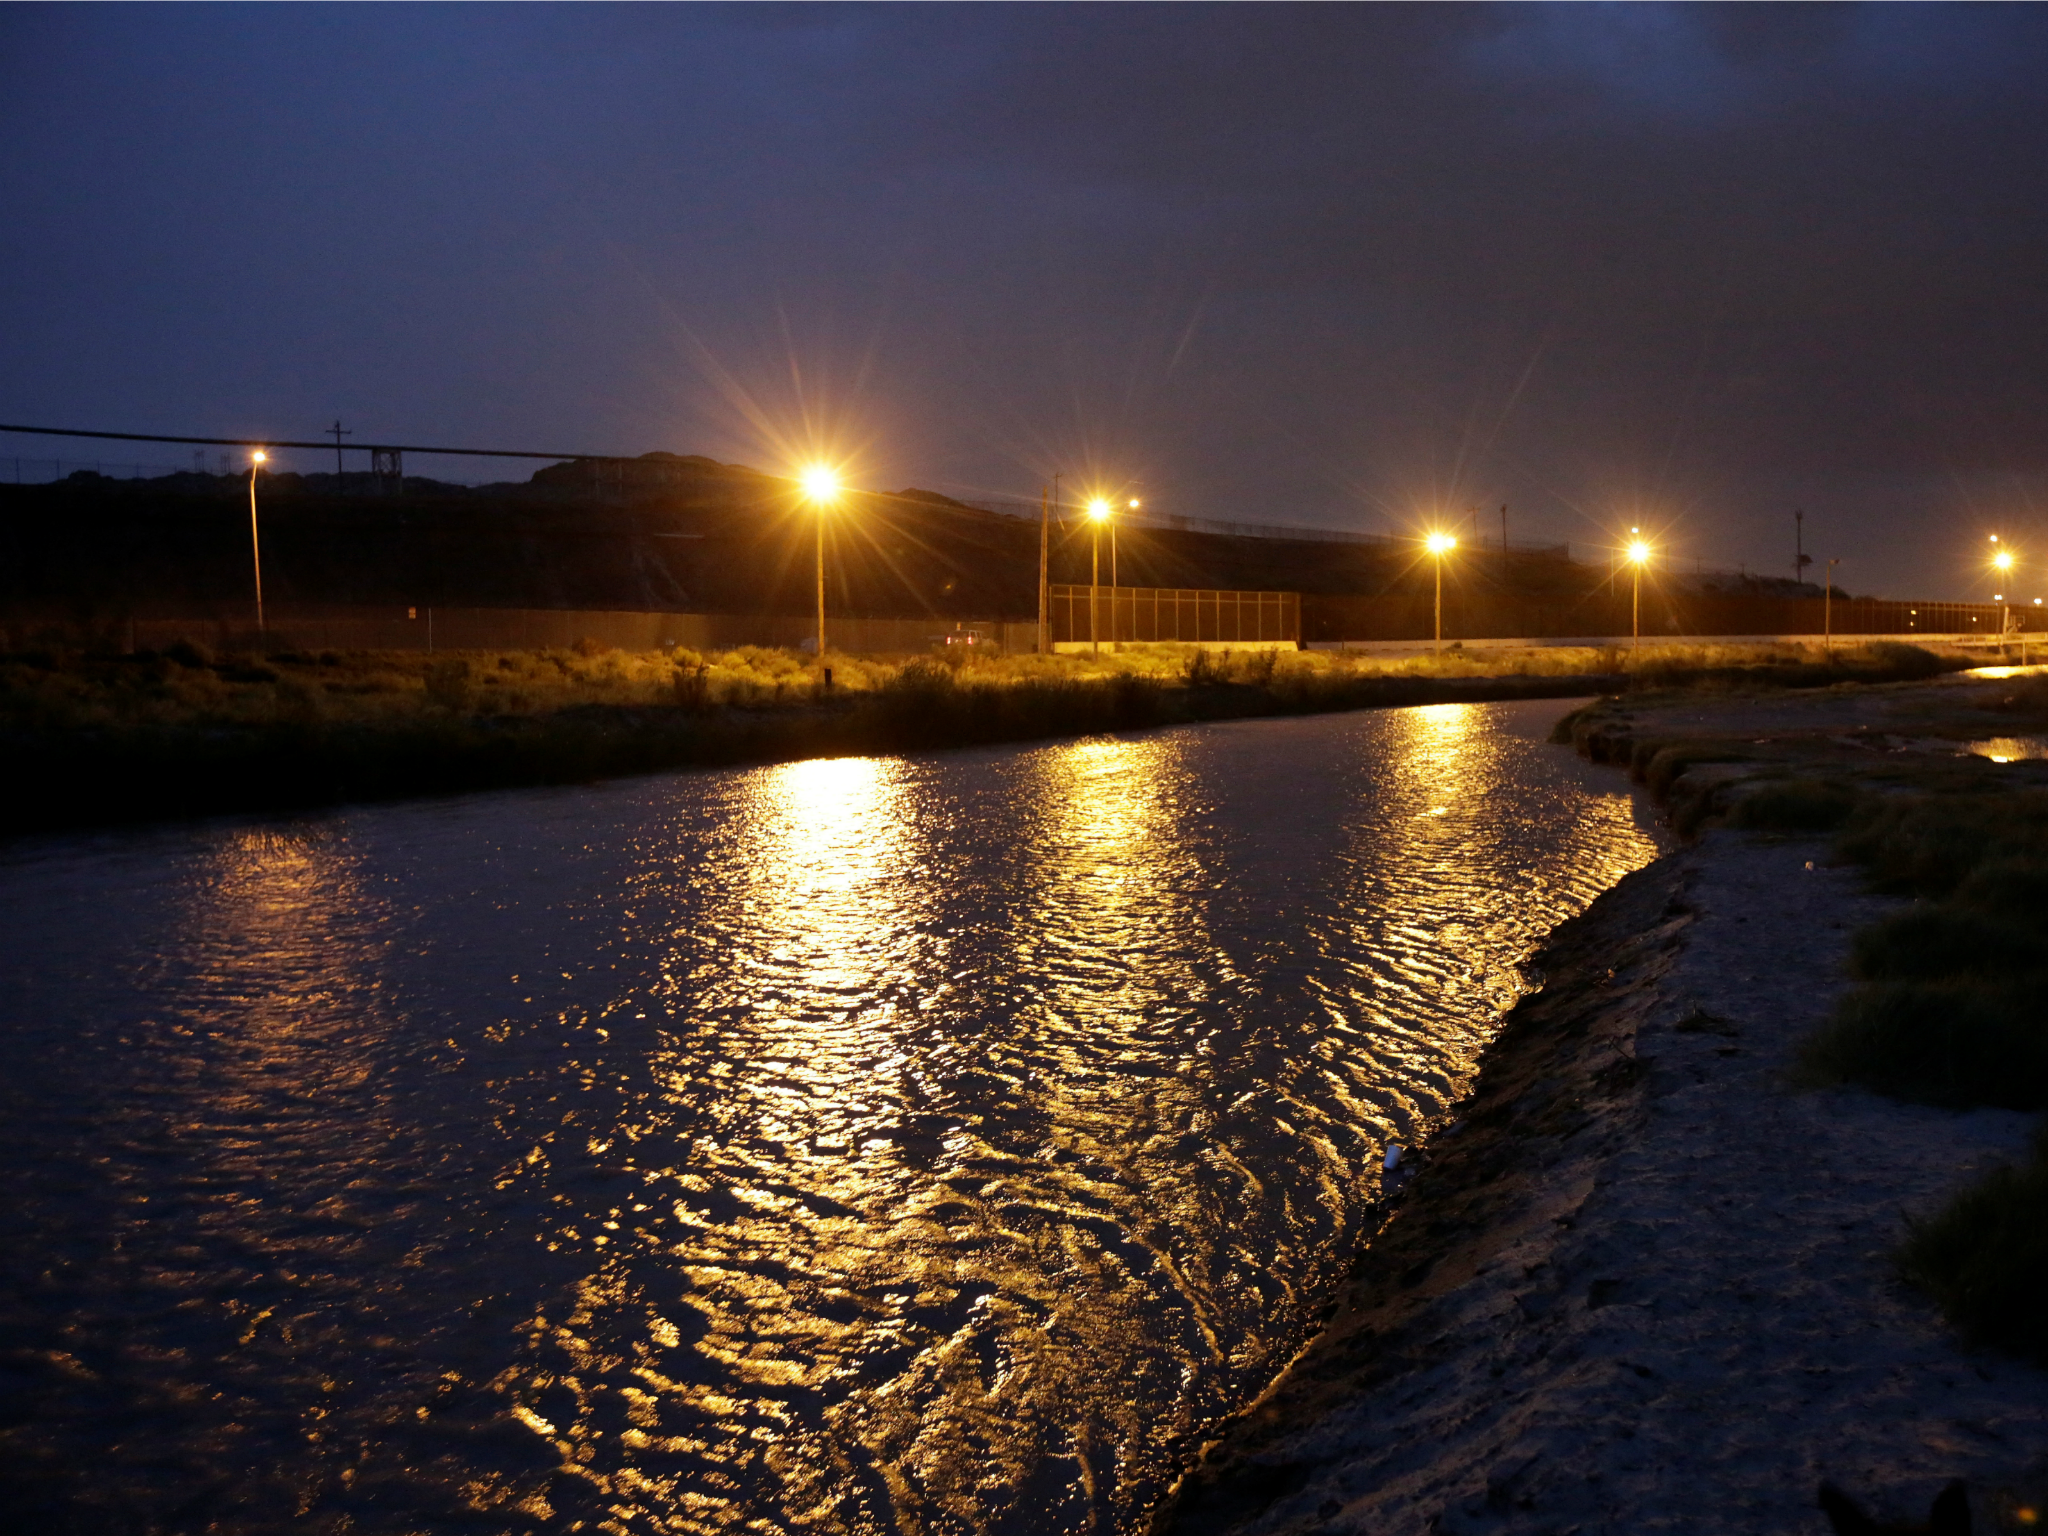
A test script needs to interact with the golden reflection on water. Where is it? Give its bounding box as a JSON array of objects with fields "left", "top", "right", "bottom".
[
  {"left": 3, "top": 703, "right": 1669, "bottom": 1536},
  {"left": 488, "top": 712, "right": 1667, "bottom": 1536}
]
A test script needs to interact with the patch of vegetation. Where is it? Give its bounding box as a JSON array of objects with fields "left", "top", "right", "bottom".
[
  {"left": 1896, "top": 1123, "right": 2048, "bottom": 1367},
  {"left": 1801, "top": 792, "right": 2048, "bottom": 1112},
  {"left": 0, "top": 640, "right": 1640, "bottom": 837},
  {"left": 1797, "top": 978, "right": 2048, "bottom": 1111},
  {"left": 1725, "top": 775, "right": 1867, "bottom": 833},
  {"left": 1834, "top": 789, "right": 2048, "bottom": 896},
  {"left": 1847, "top": 900, "right": 2048, "bottom": 984},
  {"left": 0, "top": 633, "right": 1979, "bottom": 837}
]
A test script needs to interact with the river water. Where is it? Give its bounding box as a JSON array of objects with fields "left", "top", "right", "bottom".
[{"left": 0, "top": 700, "right": 1663, "bottom": 1536}]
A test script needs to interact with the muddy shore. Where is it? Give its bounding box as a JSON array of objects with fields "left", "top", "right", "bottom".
[{"left": 1160, "top": 722, "right": 2048, "bottom": 1533}]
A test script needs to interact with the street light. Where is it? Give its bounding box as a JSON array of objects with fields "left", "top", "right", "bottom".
[
  {"left": 248, "top": 450, "right": 268, "bottom": 637},
  {"left": 800, "top": 466, "right": 841, "bottom": 674},
  {"left": 1425, "top": 531, "right": 1456, "bottom": 652},
  {"left": 1626, "top": 536, "right": 1652, "bottom": 653},
  {"left": 1087, "top": 497, "right": 1112, "bottom": 655},
  {"left": 1993, "top": 540, "right": 2015, "bottom": 656}
]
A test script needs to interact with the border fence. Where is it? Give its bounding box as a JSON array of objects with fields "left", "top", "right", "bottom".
[{"left": 1049, "top": 585, "right": 1300, "bottom": 646}]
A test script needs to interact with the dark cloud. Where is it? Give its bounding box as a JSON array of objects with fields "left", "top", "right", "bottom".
[{"left": 4, "top": 4, "right": 2047, "bottom": 595}]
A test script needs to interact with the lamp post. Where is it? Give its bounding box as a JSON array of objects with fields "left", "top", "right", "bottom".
[
  {"left": 1087, "top": 498, "right": 1112, "bottom": 655},
  {"left": 1626, "top": 536, "right": 1652, "bottom": 654},
  {"left": 248, "top": 449, "right": 268, "bottom": 638},
  {"left": 1425, "top": 531, "right": 1456, "bottom": 651},
  {"left": 1994, "top": 541, "right": 2014, "bottom": 658},
  {"left": 801, "top": 466, "right": 841, "bottom": 675}
]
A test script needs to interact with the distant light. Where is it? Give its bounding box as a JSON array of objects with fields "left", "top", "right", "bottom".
[
  {"left": 251, "top": 450, "right": 267, "bottom": 464},
  {"left": 1995, "top": 551, "right": 2015, "bottom": 571},
  {"left": 1129, "top": 498, "right": 1140, "bottom": 510},
  {"left": 1426, "top": 532, "right": 1456, "bottom": 555},
  {"left": 1628, "top": 540, "right": 1652, "bottom": 565},
  {"left": 800, "top": 466, "right": 841, "bottom": 503},
  {"left": 1995, "top": 594, "right": 2005, "bottom": 602},
  {"left": 1088, "top": 498, "right": 1112, "bottom": 520}
]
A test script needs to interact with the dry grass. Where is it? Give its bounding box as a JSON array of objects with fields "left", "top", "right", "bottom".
[
  {"left": 0, "top": 634, "right": 1964, "bottom": 839},
  {"left": 1896, "top": 1122, "right": 2048, "bottom": 1367}
]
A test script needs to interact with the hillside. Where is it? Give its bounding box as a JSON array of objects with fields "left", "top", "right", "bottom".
[{"left": 0, "top": 453, "right": 1999, "bottom": 643}]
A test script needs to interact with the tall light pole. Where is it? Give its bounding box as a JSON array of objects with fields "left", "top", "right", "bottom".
[
  {"left": 1627, "top": 536, "right": 1652, "bottom": 653},
  {"left": 1994, "top": 541, "right": 2015, "bottom": 657},
  {"left": 1088, "top": 498, "right": 1111, "bottom": 655},
  {"left": 248, "top": 450, "right": 268, "bottom": 637},
  {"left": 1425, "top": 531, "right": 1455, "bottom": 651},
  {"left": 801, "top": 466, "right": 841, "bottom": 674}
]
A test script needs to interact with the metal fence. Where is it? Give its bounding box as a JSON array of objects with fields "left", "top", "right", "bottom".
[{"left": 1048, "top": 585, "right": 1300, "bottom": 646}]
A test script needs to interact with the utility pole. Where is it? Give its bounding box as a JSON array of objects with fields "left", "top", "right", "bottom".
[
  {"left": 328, "top": 420, "right": 351, "bottom": 490},
  {"left": 1825, "top": 558, "right": 1840, "bottom": 657}
]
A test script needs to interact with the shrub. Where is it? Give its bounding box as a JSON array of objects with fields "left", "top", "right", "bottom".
[
  {"left": 1835, "top": 791, "right": 2048, "bottom": 896},
  {"left": 1950, "top": 857, "right": 2048, "bottom": 919},
  {"left": 424, "top": 659, "right": 474, "bottom": 711},
  {"left": 1847, "top": 904, "right": 2048, "bottom": 983},
  {"left": 1897, "top": 1125, "right": 2048, "bottom": 1365},
  {"left": 1849, "top": 640, "right": 1945, "bottom": 680},
  {"left": 1726, "top": 776, "right": 1864, "bottom": 832},
  {"left": 1797, "top": 977, "right": 2048, "bottom": 1110}
]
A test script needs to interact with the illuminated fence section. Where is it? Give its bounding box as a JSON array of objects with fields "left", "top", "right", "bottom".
[{"left": 1049, "top": 585, "right": 1300, "bottom": 645}]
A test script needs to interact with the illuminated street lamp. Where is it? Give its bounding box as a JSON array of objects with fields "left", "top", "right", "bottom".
[
  {"left": 1425, "top": 531, "right": 1456, "bottom": 651},
  {"left": 1087, "top": 497, "right": 1112, "bottom": 655},
  {"left": 801, "top": 466, "right": 841, "bottom": 672},
  {"left": 248, "top": 449, "right": 268, "bottom": 637},
  {"left": 1626, "top": 534, "right": 1652, "bottom": 653},
  {"left": 1992, "top": 538, "right": 2015, "bottom": 656}
]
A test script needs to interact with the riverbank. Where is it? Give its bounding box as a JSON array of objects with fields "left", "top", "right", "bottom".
[
  {"left": 0, "top": 638, "right": 1962, "bottom": 836},
  {"left": 1160, "top": 676, "right": 2048, "bottom": 1536}
]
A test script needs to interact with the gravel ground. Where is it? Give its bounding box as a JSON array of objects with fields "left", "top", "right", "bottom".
[{"left": 1163, "top": 834, "right": 2047, "bottom": 1536}]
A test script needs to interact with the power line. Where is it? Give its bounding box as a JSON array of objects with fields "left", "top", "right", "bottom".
[{"left": 0, "top": 422, "right": 606, "bottom": 463}]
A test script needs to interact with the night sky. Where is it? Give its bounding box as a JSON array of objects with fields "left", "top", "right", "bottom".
[{"left": 6, "top": 4, "right": 2048, "bottom": 599}]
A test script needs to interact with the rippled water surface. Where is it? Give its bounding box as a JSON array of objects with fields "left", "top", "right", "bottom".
[{"left": 0, "top": 702, "right": 1663, "bottom": 1535}]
